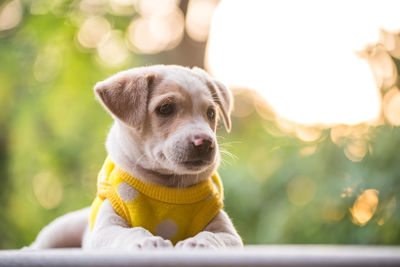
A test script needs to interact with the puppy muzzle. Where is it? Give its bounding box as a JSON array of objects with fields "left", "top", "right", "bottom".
[{"left": 181, "top": 133, "right": 216, "bottom": 169}]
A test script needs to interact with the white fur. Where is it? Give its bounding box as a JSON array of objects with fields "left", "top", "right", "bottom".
[{"left": 29, "top": 65, "right": 243, "bottom": 250}]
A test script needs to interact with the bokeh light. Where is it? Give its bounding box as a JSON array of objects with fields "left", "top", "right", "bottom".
[
  {"left": 286, "top": 176, "right": 316, "bottom": 206},
  {"left": 77, "top": 16, "right": 111, "bottom": 49},
  {"left": 109, "top": 0, "right": 136, "bottom": 16},
  {"left": 363, "top": 45, "right": 398, "bottom": 90},
  {"left": 0, "top": 0, "right": 22, "bottom": 32},
  {"left": 33, "top": 172, "right": 63, "bottom": 210},
  {"left": 127, "top": 10, "right": 184, "bottom": 54},
  {"left": 33, "top": 46, "right": 63, "bottom": 82},
  {"left": 294, "top": 127, "right": 322, "bottom": 143},
  {"left": 97, "top": 30, "right": 130, "bottom": 66},
  {"left": 383, "top": 88, "right": 400, "bottom": 125},
  {"left": 29, "top": 0, "right": 50, "bottom": 15},
  {"left": 344, "top": 139, "right": 369, "bottom": 162},
  {"left": 80, "top": 0, "right": 108, "bottom": 15},
  {"left": 186, "top": 0, "right": 218, "bottom": 42},
  {"left": 377, "top": 196, "right": 397, "bottom": 226},
  {"left": 321, "top": 201, "right": 345, "bottom": 223},
  {"left": 136, "top": 0, "right": 178, "bottom": 17},
  {"left": 126, "top": 0, "right": 184, "bottom": 54},
  {"left": 350, "top": 189, "right": 379, "bottom": 226}
]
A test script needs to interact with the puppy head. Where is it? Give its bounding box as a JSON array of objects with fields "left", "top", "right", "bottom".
[{"left": 94, "top": 65, "right": 232, "bottom": 176}]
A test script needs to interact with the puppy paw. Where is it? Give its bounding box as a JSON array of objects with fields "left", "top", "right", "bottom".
[
  {"left": 175, "top": 238, "right": 214, "bottom": 249},
  {"left": 135, "top": 236, "right": 173, "bottom": 249},
  {"left": 176, "top": 232, "right": 225, "bottom": 250}
]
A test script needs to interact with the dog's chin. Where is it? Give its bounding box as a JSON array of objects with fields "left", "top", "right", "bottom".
[
  {"left": 180, "top": 159, "right": 213, "bottom": 172},
  {"left": 160, "top": 159, "right": 215, "bottom": 175}
]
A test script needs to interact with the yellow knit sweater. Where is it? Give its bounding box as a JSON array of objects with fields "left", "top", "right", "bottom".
[{"left": 89, "top": 157, "right": 224, "bottom": 244}]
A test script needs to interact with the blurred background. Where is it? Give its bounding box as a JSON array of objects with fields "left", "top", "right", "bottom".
[{"left": 0, "top": 0, "right": 400, "bottom": 249}]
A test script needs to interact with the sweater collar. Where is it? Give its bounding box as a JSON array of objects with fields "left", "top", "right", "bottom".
[{"left": 103, "top": 156, "right": 223, "bottom": 204}]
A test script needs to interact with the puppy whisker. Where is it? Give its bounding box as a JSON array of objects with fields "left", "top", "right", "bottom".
[
  {"left": 219, "top": 149, "right": 238, "bottom": 161},
  {"left": 218, "top": 141, "right": 242, "bottom": 147},
  {"left": 219, "top": 157, "right": 231, "bottom": 167}
]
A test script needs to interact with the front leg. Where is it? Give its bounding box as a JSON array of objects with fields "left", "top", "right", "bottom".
[
  {"left": 83, "top": 200, "right": 172, "bottom": 249},
  {"left": 176, "top": 210, "right": 243, "bottom": 249}
]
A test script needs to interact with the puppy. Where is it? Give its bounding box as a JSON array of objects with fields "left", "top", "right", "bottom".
[{"left": 29, "top": 65, "right": 243, "bottom": 250}]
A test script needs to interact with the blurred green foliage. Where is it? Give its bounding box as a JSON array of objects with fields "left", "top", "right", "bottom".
[
  {"left": 0, "top": 0, "right": 399, "bottom": 249},
  {"left": 223, "top": 114, "right": 400, "bottom": 245}
]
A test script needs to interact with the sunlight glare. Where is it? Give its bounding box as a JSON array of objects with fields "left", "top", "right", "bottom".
[{"left": 206, "top": 0, "right": 400, "bottom": 126}]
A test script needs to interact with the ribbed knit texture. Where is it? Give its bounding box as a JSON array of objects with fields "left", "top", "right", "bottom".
[{"left": 89, "top": 156, "right": 224, "bottom": 244}]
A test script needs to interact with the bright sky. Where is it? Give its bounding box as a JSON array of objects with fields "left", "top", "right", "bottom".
[{"left": 206, "top": 0, "right": 400, "bottom": 126}]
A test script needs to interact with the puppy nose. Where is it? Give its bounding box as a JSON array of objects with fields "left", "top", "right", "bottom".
[{"left": 192, "top": 134, "right": 214, "bottom": 149}]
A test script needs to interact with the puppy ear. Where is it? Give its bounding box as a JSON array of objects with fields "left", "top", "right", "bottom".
[
  {"left": 94, "top": 70, "right": 155, "bottom": 127},
  {"left": 192, "top": 67, "right": 233, "bottom": 132},
  {"left": 210, "top": 79, "right": 233, "bottom": 132}
]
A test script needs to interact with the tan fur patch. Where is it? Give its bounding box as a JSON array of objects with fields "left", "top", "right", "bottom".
[
  {"left": 191, "top": 67, "right": 233, "bottom": 131},
  {"left": 94, "top": 70, "right": 155, "bottom": 127}
]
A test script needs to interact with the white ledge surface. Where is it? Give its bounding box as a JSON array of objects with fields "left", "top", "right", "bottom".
[{"left": 0, "top": 245, "right": 399, "bottom": 267}]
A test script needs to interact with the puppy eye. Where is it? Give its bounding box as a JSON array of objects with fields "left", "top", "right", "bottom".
[
  {"left": 207, "top": 107, "right": 215, "bottom": 121},
  {"left": 156, "top": 103, "right": 175, "bottom": 116}
]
